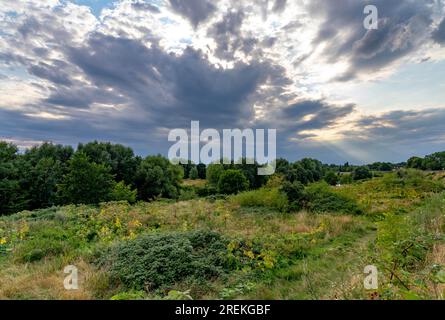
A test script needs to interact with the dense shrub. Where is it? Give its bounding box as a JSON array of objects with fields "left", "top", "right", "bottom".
[
  {"left": 134, "top": 155, "right": 183, "bottom": 200},
  {"left": 304, "top": 182, "right": 362, "bottom": 215},
  {"left": 14, "top": 224, "right": 79, "bottom": 263},
  {"left": 232, "top": 188, "right": 288, "bottom": 212},
  {"left": 324, "top": 171, "right": 339, "bottom": 186},
  {"left": 352, "top": 166, "right": 373, "bottom": 181},
  {"left": 189, "top": 167, "right": 199, "bottom": 180},
  {"left": 280, "top": 180, "right": 305, "bottom": 210},
  {"left": 217, "top": 170, "right": 249, "bottom": 194},
  {"left": 99, "top": 231, "right": 229, "bottom": 291},
  {"left": 110, "top": 181, "right": 137, "bottom": 203},
  {"left": 339, "top": 173, "right": 353, "bottom": 185},
  {"left": 206, "top": 164, "right": 224, "bottom": 186}
]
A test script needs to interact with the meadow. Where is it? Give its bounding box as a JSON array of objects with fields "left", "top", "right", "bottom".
[{"left": 1, "top": 169, "right": 444, "bottom": 300}]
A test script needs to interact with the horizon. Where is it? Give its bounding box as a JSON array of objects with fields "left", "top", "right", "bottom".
[{"left": 1, "top": 0, "right": 445, "bottom": 164}]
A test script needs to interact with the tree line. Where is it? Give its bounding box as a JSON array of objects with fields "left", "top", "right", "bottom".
[{"left": 0, "top": 140, "right": 442, "bottom": 215}]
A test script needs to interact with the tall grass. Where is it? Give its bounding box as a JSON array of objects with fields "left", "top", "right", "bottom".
[{"left": 230, "top": 188, "right": 288, "bottom": 212}]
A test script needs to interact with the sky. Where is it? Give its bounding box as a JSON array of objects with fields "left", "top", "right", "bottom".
[{"left": 1, "top": 0, "right": 445, "bottom": 164}]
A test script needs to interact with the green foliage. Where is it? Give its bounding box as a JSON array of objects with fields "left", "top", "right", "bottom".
[
  {"left": 339, "top": 173, "right": 353, "bottom": 185},
  {"left": 57, "top": 152, "right": 115, "bottom": 205},
  {"left": 324, "top": 171, "right": 339, "bottom": 186},
  {"left": 196, "top": 164, "right": 207, "bottom": 179},
  {"left": 0, "top": 143, "right": 27, "bottom": 215},
  {"left": 111, "top": 181, "right": 137, "bottom": 204},
  {"left": 286, "top": 158, "right": 324, "bottom": 185},
  {"left": 99, "top": 231, "right": 229, "bottom": 291},
  {"left": 14, "top": 224, "right": 80, "bottom": 263},
  {"left": 110, "top": 291, "right": 146, "bottom": 300},
  {"left": 134, "top": 155, "right": 183, "bottom": 200},
  {"left": 189, "top": 167, "right": 199, "bottom": 180},
  {"left": 304, "top": 182, "right": 362, "bottom": 215},
  {"left": 280, "top": 180, "right": 305, "bottom": 211},
  {"left": 77, "top": 141, "right": 139, "bottom": 184},
  {"left": 232, "top": 188, "right": 288, "bottom": 212},
  {"left": 206, "top": 163, "right": 224, "bottom": 186},
  {"left": 217, "top": 170, "right": 249, "bottom": 194},
  {"left": 352, "top": 166, "right": 372, "bottom": 181}
]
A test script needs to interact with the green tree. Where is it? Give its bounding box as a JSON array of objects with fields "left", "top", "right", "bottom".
[
  {"left": 217, "top": 169, "right": 249, "bottom": 194},
  {"left": 206, "top": 163, "right": 224, "bottom": 186},
  {"left": 407, "top": 157, "right": 424, "bottom": 170},
  {"left": 0, "top": 142, "right": 27, "bottom": 215},
  {"left": 189, "top": 166, "right": 199, "bottom": 180},
  {"left": 135, "top": 155, "right": 183, "bottom": 200},
  {"left": 27, "top": 157, "right": 63, "bottom": 209},
  {"left": 324, "top": 171, "right": 339, "bottom": 186},
  {"left": 111, "top": 181, "right": 137, "bottom": 204},
  {"left": 280, "top": 180, "right": 305, "bottom": 210},
  {"left": 58, "top": 152, "right": 115, "bottom": 205},
  {"left": 196, "top": 163, "right": 206, "bottom": 179},
  {"left": 77, "top": 141, "right": 139, "bottom": 184},
  {"left": 352, "top": 166, "right": 372, "bottom": 181}
]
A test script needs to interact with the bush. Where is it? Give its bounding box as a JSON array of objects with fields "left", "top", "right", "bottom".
[
  {"left": 195, "top": 184, "right": 218, "bottom": 197},
  {"left": 98, "top": 231, "right": 229, "bottom": 291},
  {"left": 352, "top": 166, "right": 372, "bottom": 181},
  {"left": 111, "top": 181, "right": 137, "bottom": 203},
  {"left": 217, "top": 170, "right": 249, "bottom": 194},
  {"left": 339, "top": 173, "right": 353, "bottom": 185},
  {"left": 280, "top": 180, "right": 305, "bottom": 210},
  {"left": 14, "top": 224, "right": 79, "bottom": 263},
  {"left": 206, "top": 164, "right": 224, "bottom": 186},
  {"left": 134, "top": 155, "right": 183, "bottom": 200},
  {"left": 324, "top": 171, "right": 339, "bottom": 186},
  {"left": 189, "top": 167, "right": 199, "bottom": 180},
  {"left": 304, "top": 182, "right": 362, "bottom": 215},
  {"left": 232, "top": 188, "right": 288, "bottom": 212}
]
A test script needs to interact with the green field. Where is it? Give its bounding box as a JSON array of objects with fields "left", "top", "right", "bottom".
[{"left": 1, "top": 170, "right": 444, "bottom": 300}]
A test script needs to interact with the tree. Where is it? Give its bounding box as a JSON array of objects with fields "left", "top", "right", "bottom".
[
  {"left": 217, "top": 170, "right": 249, "bottom": 194},
  {"left": 27, "top": 157, "right": 63, "bottom": 209},
  {"left": 206, "top": 163, "right": 224, "bottom": 186},
  {"left": 407, "top": 157, "right": 424, "bottom": 170},
  {"left": 280, "top": 180, "right": 305, "bottom": 210},
  {"left": 135, "top": 155, "right": 183, "bottom": 201},
  {"left": 196, "top": 163, "right": 206, "bottom": 179},
  {"left": 111, "top": 181, "right": 137, "bottom": 204},
  {"left": 324, "top": 171, "right": 339, "bottom": 186},
  {"left": 189, "top": 167, "right": 199, "bottom": 180},
  {"left": 0, "top": 142, "right": 27, "bottom": 215},
  {"left": 77, "top": 141, "right": 139, "bottom": 184},
  {"left": 57, "top": 152, "right": 115, "bottom": 205},
  {"left": 352, "top": 166, "right": 372, "bottom": 181}
]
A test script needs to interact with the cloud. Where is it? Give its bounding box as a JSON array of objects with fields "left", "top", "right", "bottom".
[
  {"left": 308, "top": 0, "right": 437, "bottom": 80},
  {"left": 1, "top": 0, "right": 445, "bottom": 164},
  {"left": 433, "top": 18, "right": 445, "bottom": 44},
  {"left": 168, "top": 0, "right": 217, "bottom": 28}
]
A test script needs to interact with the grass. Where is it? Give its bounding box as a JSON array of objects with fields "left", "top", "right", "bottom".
[{"left": 0, "top": 170, "right": 444, "bottom": 300}]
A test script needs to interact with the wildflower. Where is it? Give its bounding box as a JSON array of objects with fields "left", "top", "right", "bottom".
[{"left": 0, "top": 237, "right": 7, "bottom": 245}]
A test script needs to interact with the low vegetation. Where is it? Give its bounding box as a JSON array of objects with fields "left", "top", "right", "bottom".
[{"left": 1, "top": 140, "right": 445, "bottom": 300}]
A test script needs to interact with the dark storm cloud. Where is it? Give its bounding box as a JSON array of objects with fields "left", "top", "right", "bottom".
[
  {"left": 309, "top": 0, "right": 437, "bottom": 80},
  {"left": 168, "top": 0, "right": 217, "bottom": 27},
  {"left": 433, "top": 18, "right": 445, "bottom": 44},
  {"left": 63, "top": 33, "right": 283, "bottom": 128}
]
